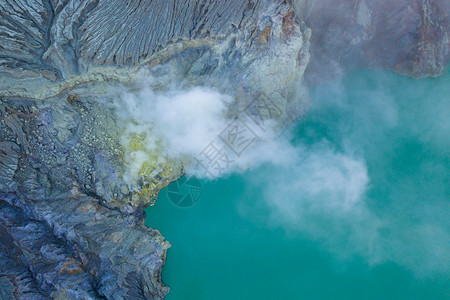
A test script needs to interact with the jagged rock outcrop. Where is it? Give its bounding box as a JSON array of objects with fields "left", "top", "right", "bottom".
[
  {"left": 1, "top": 0, "right": 311, "bottom": 208},
  {"left": 0, "top": 0, "right": 310, "bottom": 298},
  {"left": 0, "top": 194, "right": 169, "bottom": 299},
  {"left": 0, "top": 98, "right": 171, "bottom": 299},
  {"left": 294, "top": 0, "right": 449, "bottom": 83},
  {"left": 1, "top": 0, "right": 448, "bottom": 298}
]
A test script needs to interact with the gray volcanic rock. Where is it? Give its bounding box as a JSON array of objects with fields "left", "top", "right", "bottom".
[
  {"left": 0, "top": 98, "right": 170, "bottom": 299},
  {"left": 294, "top": 0, "right": 449, "bottom": 83},
  {"left": 0, "top": 0, "right": 311, "bottom": 206},
  {"left": 0, "top": 0, "right": 310, "bottom": 298},
  {"left": 1, "top": 0, "right": 447, "bottom": 298},
  {"left": 0, "top": 0, "right": 310, "bottom": 103},
  {"left": 0, "top": 193, "right": 169, "bottom": 299}
]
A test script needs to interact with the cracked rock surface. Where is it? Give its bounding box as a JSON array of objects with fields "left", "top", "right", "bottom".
[
  {"left": 1, "top": 0, "right": 310, "bottom": 298},
  {"left": 0, "top": 0, "right": 447, "bottom": 299}
]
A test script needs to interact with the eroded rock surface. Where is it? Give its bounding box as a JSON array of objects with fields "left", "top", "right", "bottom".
[
  {"left": 294, "top": 0, "right": 449, "bottom": 83},
  {"left": 0, "top": 0, "right": 310, "bottom": 298},
  {"left": 0, "top": 98, "right": 172, "bottom": 299},
  {"left": 1, "top": 0, "right": 448, "bottom": 298},
  {"left": 0, "top": 194, "right": 169, "bottom": 299}
]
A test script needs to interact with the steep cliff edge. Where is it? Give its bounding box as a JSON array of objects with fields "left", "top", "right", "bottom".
[
  {"left": 294, "top": 0, "right": 449, "bottom": 83},
  {"left": 0, "top": 0, "right": 448, "bottom": 299},
  {"left": 0, "top": 0, "right": 309, "bottom": 298}
]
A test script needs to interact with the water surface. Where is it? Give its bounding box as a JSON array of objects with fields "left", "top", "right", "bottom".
[{"left": 145, "top": 69, "right": 449, "bottom": 299}]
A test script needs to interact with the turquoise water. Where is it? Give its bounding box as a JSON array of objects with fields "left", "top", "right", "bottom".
[{"left": 145, "top": 69, "right": 449, "bottom": 299}]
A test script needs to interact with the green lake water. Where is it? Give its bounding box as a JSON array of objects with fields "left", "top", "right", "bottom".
[{"left": 145, "top": 69, "right": 449, "bottom": 299}]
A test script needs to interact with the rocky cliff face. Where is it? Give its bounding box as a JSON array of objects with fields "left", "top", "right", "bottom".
[
  {"left": 0, "top": 0, "right": 309, "bottom": 298},
  {"left": 0, "top": 0, "right": 448, "bottom": 299},
  {"left": 294, "top": 0, "right": 449, "bottom": 83}
]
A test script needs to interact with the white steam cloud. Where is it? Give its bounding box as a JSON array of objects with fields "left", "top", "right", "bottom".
[
  {"left": 114, "top": 70, "right": 449, "bottom": 277},
  {"left": 238, "top": 72, "right": 450, "bottom": 276},
  {"left": 118, "top": 85, "right": 231, "bottom": 157},
  {"left": 114, "top": 83, "right": 234, "bottom": 185},
  {"left": 114, "top": 75, "right": 287, "bottom": 182}
]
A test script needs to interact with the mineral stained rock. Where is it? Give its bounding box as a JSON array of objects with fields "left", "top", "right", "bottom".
[
  {"left": 0, "top": 0, "right": 448, "bottom": 299},
  {"left": 0, "top": 0, "right": 310, "bottom": 298}
]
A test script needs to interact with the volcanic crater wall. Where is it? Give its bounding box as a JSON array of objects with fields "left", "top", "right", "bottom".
[
  {"left": 0, "top": 0, "right": 448, "bottom": 299},
  {"left": 0, "top": 0, "right": 310, "bottom": 298}
]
